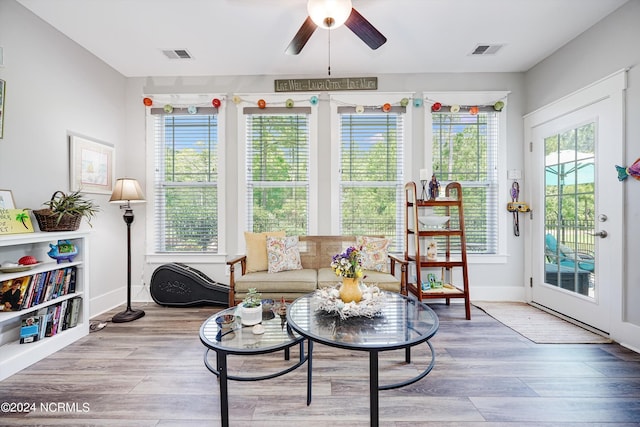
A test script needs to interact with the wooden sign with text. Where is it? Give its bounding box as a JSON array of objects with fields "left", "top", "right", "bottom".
[
  {"left": 275, "top": 77, "right": 378, "bottom": 92},
  {"left": 0, "top": 209, "right": 34, "bottom": 235}
]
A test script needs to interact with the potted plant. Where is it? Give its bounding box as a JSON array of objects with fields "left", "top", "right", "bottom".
[
  {"left": 240, "top": 288, "right": 262, "bottom": 326},
  {"left": 33, "top": 190, "right": 100, "bottom": 231}
]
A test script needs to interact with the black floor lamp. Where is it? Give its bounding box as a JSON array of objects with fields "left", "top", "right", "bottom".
[{"left": 109, "top": 178, "right": 146, "bottom": 323}]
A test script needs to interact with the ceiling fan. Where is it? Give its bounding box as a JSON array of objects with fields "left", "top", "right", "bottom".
[{"left": 285, "top": 0, "right": 387, "bottom": 55}]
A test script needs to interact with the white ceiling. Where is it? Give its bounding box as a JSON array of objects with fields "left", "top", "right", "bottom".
[{"left": 17, "top": 0, "right": 628, "bottom": 78}]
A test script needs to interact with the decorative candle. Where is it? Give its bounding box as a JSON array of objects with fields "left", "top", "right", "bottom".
[{"left": 420, "top": 168, "right": 431, "bottom": 181}]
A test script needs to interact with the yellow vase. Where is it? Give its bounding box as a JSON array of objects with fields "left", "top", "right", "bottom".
[{"left": 340, "top": 277, "right": 362, "bottom": 303}]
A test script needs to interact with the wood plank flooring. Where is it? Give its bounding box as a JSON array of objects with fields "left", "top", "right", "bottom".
[{"left": 1, "top": 302, "right": 640, "bottom": 426}]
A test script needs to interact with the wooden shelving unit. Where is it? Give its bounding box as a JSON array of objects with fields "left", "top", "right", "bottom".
[{"left": 404, "top": 181, "right": 471, "bottom": 319}]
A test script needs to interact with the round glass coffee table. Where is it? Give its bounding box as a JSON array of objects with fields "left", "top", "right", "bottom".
[
  {"left": 199, "top": 305, "right": 310, "bottom": 427},
  {"left": 287, "top": 291, "right": 439, "bottom": 427}
]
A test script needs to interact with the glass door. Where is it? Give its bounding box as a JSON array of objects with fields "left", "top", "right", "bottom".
[{"left": 530, "top": 99, "right": 621, "bottom": 333}]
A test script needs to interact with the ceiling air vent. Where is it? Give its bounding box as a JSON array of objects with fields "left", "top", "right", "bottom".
[
  {"left": 470, "top": 44, "right": 504, "bottom": 55},
  {"left": 161, "top": 49, "right": 193, "bottom": 60}
]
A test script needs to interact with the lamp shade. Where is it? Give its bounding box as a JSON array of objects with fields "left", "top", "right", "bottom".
[
  {"left": 109, "top": 178, "right": 145, "bottom": 203},
  {"left": 307, "top": 0, "right": 352, "bottom": 29}
]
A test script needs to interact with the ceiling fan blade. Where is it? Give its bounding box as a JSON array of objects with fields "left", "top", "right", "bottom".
[
  {"left": 344, "top": 8, "right": 387, "bottom": 50},
  {"left": 285, "top": 16, "right": 318, "bottom": 55}
]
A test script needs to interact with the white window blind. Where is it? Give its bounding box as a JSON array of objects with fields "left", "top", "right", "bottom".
[
  {"left": 244, "top": 107, "right": 310, "bottom": 235},
  {"left": 431, "top": 109, "right": 499, "bottom": 254},
  {"left": 152, "top": 108, "right": 219, "bottom": 252},
  {"left": 338, "top": 107, "right": 405, "bottom": 251}
]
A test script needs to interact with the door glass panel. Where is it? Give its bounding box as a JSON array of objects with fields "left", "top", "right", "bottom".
[{"left": 544, "top": 122, "right": 596, "bottom": 298}]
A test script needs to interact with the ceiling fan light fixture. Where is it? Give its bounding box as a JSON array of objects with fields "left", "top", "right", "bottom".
[{"left": 307, "top": 0, "right": 352, "bottom": 29}]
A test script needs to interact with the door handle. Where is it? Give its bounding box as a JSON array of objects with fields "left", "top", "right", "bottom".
[{"left": 590, "top": 230, "right": 608, "bottom": 238}]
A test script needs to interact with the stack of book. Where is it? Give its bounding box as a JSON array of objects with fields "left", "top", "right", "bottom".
[
  {"left": 0, "top": 266, "right": 77, "bottom": 312},
  {"left": 19, "top": 297, "right": 82, "bottom": 344}
]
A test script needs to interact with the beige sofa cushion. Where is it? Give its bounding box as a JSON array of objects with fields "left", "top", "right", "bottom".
[
  {"left": 317, "top": 267, "right": 342, "bottom": 289},
  {"left": 317, "top": 267, "right": 401, "bottom": 293},
  {"left": 362, "top": 270, "right": 401, "bottom": 293},
  {"left": 244, "top": 231, "right": 286, "bottom": 273},
  {"left": 234, "top": 268, "right": 318, "bottom": 294}
]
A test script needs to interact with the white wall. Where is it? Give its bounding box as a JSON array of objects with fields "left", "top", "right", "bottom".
[
  {"left": 524, "top": 0, "right": 640, "bottom": 349},
  {"left": 0, "top": 0, "right": 130, "bottom": 317}
]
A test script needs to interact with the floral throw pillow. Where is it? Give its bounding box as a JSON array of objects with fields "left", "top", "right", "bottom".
[
  {"left": 266, "top": 236, "right": 303, "bottom": 273},
  {"left": 356, "top": 236, "right": 390, "bottom": 273}
]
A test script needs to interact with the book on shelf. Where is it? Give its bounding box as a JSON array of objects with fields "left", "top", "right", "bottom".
[
  {"left": 67, "top": 297, "right": 81, "bottom": 329},
  {"left": 67, "top": 267, "right": 77, "bottom": 294},
  {"left": 50, "top": 268, "right": 64, "bottom": 299},
  {"left": 36, "top": 307, "right": 49, "bottom": 340},
  {"left": 43, "top": 305, "right": 56, "bottom": 337},
  {"left": 22, "top": 272, "right": 39, "bottom": 309},
  {"left": 42, "top": 270, "right": 58, "bottom": 302},
  {"left": 31, "top": 271, "right": 49, "bottom": 307},
  {"left": 56, "top": 300, "right": 68, "bottom": 334},
  {"left": 25, "top": 272, "right": 43, "bottom": 308},
  {"left": 63, "top": 300, "right": 72, "bottom": 330},
  {"left": 61, "top": 296, "right": 80, "bottom": 331},
  {"left": 47, "top": 305, "right": 61, "bottom": 337},
  {"left": 0, "top": 276, "right": 32, "bottom": 312},
  {"left": 19, "top": 315, "right": 40, "bottom": 344},
  {"left": 61, "top": 267, "right": 72, "bottom": 295}
]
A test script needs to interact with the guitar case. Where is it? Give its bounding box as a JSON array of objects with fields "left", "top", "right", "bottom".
[{"left": 150, "top": 263, "right": 229, "bottom": 307}]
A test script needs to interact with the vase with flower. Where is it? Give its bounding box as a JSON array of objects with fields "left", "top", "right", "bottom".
[{"left": 331, "top": 246, "right": 364, "bottom": 303}]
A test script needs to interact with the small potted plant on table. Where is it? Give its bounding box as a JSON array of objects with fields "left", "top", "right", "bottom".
[{"left": 240, "top": 288, "right": 262, "bottom": 326}]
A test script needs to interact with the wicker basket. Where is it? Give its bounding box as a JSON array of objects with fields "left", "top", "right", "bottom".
[{"left": 33, "top": 191, "right": 83, "bottom": 232}]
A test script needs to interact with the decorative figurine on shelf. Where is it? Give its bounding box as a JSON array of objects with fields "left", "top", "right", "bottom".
[
  {"left": 47, "top": 239, "right": 78, "bottom": 264},
  {"left": 428, "top": 174, "right": 440, "bottom": 200},
  {"left": 426, "top": 239, "right": 438, "bottom": 261}
]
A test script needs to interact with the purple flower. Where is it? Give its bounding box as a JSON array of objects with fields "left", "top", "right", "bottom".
[{"left": 330, "top": 246, "right": 363, "bottom": 278}]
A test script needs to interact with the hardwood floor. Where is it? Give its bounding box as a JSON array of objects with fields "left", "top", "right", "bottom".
[{"left": 1, "top": 302, "right": 640, "bottom": 426}]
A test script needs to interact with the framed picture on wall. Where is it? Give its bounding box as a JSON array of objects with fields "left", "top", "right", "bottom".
[
  {"left": 0, "top": 79, "right": 5, "bottom": 139},
  {"left": 0, "top": 189, "right": 15, "bottom": 209},
  {"left": 69, "top": 134, "right": 115, "bottom": 194}
]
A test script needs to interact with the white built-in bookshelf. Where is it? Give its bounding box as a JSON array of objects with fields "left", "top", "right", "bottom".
[{"left": 0, "top": 231, "right": 89, "bottom": 381}]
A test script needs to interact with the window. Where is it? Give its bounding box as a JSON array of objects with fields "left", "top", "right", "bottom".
[
  {"left": 244, "top": 107, "right": 311, "bottom": 235},
  {"left": 151, "top": 107, "right": 220, "bottom": 253},
  {"left": 337, "top": 106, "right": 405, "bottom": 251},
  {"left": 431, "top": 108, "right": 499, "bottom": 253}
]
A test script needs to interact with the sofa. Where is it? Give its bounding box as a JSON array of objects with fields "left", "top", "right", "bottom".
[{"left": 226, "top": 234, "right": 408, "bottom": 306}]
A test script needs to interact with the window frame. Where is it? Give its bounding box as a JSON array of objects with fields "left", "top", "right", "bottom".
[
  {"left": 329, "top": 93, "right": 413, "bottom": 246},
  {"left": 145, "top": 94, "right": 227, "bottom": 264},
  {"left": 424, "top": 91, "right": 509, "bottom": 260},
  {"left": 236, "top": 94, "right": 319, "bottom": 251}
]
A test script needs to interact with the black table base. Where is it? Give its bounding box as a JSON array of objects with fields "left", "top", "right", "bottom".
[{"left": 203, "top": 341, "right": 311, "bottom": 427}]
